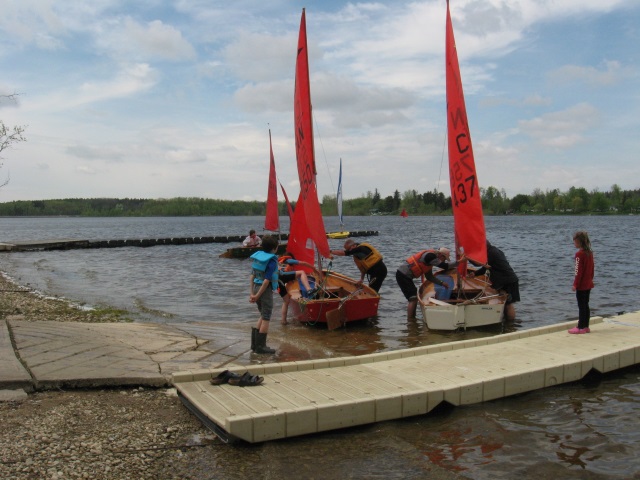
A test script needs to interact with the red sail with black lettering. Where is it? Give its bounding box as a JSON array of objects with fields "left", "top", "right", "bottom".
[
  {"left": 292, "top": 8, "right": 330, "bottom": 259},
  {"left": 264, "top": 129, "right": 280, "bottom": 232},
  {"left": 446, "top": 1, "right": 487, "bottom": 266}
]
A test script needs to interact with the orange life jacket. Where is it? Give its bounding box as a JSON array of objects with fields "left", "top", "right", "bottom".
[
  {"left": 406, "top": 249, "right": 437, "bottom": 278},
  {"left": 278, "top": 255, "right": 295, "bottom": 272}
]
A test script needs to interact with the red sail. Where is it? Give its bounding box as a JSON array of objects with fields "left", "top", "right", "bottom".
[
  {"left": 279, "top": 181, "right": 294, "bottom": 219},
  {"left": 293, "top": 8, "right": 330, "bottom": 258},
  {"left": 286, "top": 191, "right": 316, "bottom": 273},
  {"left": 446, "top": 1, "right": 487, "bottom": 266},
  {"left": 264, "top": 129, "right": 280, "bottom": 232}
]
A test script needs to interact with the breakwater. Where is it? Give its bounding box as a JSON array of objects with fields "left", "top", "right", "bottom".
[{"left": 0, "top": 230, "right": 378, "bottom": 252}]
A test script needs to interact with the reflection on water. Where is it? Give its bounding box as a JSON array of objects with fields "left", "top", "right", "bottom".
[{"left": 1, "top": 215, "right": 640, "bottom": 477}]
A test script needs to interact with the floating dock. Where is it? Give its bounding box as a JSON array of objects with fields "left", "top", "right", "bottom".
[
  {"left": 173, "top": 312, "right": 640, "bottom": 443},
  {"left": 0, "top": 230, "right": 378, "bottom": 252}
]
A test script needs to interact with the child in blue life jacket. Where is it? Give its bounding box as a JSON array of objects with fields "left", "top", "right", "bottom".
[{"left": 249, "top": 235, "right": 279, "bottom": 354}]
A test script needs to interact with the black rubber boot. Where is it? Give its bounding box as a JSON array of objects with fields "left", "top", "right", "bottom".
[
  {"left": 255, "top": 332, "right": 275, "bottom": 354},
  {"left": 251, "top": 327, "right": 259, "bottom": 351}
]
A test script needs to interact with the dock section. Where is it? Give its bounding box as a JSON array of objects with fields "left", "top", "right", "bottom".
[{"left": 173, "top": 312, "right": 640, "bottom": 443}]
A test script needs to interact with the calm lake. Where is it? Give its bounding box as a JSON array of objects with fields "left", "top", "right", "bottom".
[{"left": 1, "top": 214, "right": 639, "bottom": 478}]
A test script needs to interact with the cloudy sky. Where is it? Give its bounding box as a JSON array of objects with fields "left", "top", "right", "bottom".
[{"left": 0, "top": 0, "right": 638, "bottom": 203}]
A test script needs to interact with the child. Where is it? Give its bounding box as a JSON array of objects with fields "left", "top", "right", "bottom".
[
  {"left": 277, "top": 252, "right": 316, "bottom": 325},
  {"left": 568, "top": 231, "right": 595, "bottom": 334},
  {"left": 249, "top": 235, "right": 279, "bottom": 353}
]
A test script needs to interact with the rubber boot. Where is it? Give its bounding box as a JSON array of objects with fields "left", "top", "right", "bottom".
[
  {"left": 255, "top": 332, "right": 275, "bottom": 354},
  {"left": 250, "top": 327, "right": 259, "bottom": 351}
]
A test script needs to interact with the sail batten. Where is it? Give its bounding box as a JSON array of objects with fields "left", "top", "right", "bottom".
[{"left": 446, "top": 1, "right": 487, "bottom": 266}]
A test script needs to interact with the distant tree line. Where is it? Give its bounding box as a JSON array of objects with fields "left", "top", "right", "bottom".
[
  {"left": 0, "top": 184, "right": 638, "bottom": 217},
  {"left": 0, "top": 197, "right": 270, "bottom": 217},
  {"left": 325, "top": 184, "right": 640, "bottom": 216}
]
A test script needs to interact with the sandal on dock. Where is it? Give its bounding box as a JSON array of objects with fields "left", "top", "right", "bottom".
[
  {"left": 210, "top": 370, "right": 242, "bottom": 385},
  {"left": 228, "top": 372, "right": 264, "bottom": 387}
]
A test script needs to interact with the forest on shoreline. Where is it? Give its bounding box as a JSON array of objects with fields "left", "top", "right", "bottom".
[{"left": 0, "top": 184, "right": 637, "bottom": 217}]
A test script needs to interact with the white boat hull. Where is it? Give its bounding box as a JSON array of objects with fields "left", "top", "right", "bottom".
[{"left": 419, "top": 272, "right": 507, "bottom": 331}]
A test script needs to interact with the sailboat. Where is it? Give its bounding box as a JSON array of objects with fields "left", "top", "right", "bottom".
[
  {"left": 418, "top": 1, "right": 507, "bottom": 330},
  {"left": 400, "top": 208, "right": 408, "bottom": 218},
  {"left": 284, "top": 9, "right": 380, "bottom": 328},
  {"left": 327, "top": 158, "right": 350, "bottom": 239},
  {"left": 219, "top": 130, "right": 287, "bottom": 259}
]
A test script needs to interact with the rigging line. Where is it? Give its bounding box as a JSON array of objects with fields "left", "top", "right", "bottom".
[
  {"left": 313, "top": 114, "right": 336, "bottom": 194},
  {"left": 438, "top": 130, "right": 447, "bottom": 195},
  {"left": 426, "top": 130, "right": 448, "bottom": 242}
]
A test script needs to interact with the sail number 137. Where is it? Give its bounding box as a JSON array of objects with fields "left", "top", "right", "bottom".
[{"left": 453, "top": 174, "right": 476, "bottom": 207}]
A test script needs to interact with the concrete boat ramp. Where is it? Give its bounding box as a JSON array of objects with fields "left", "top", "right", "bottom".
[{"left": 173, "top": 312, "right": 640, "bottom": 443}]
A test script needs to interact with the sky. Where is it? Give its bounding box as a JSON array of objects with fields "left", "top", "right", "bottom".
[{"left": 0, "top": 0, "right": 638, "bottom": 203}]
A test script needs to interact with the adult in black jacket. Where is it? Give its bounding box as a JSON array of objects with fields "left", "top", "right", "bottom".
[{"left": 471, "top": 241, "right": 519, "bottom": 321}]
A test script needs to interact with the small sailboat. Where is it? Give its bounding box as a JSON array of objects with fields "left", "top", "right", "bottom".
[
  {"left": 418, "top": 1, "right": 507, "bottom": 330},
  {"left": 285, "top": 9, "right": 380, "bottom": 329},
  {"left": 220, "top": 130, "right": 287, "bottom": 258},
  {"left": 327, "top": 158, "right": 350, "bottom": 239},
  {"left": 400, "top": 208, "right": 408, "bottom": 218}
]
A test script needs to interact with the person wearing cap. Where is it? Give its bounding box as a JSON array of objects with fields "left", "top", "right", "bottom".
[
  {"left": 330, "top": 238, "right": 387, "bottom": 292},
  {"left": 468, "top": 240, "right": 519, "bottom": 321},
  {"left": 395, "top": 247, "right": 458, "bottom": 320}
]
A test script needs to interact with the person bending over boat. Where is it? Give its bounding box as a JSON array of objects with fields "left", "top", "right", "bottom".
[
  {"left": 330, "top": 239, "right": 387, "bottom": 292},
  {"left": 277, "top": 252, "right": 316, "bottom": 325},
  {"left": 395, "top": 247, "right": 457, "bottom": 320},
  {"left": 243, "top": 229, "right": 262, "bottom": 247},
  {"left": 468, "top": 241, "right": 520, "bottom": 321},
  {"left": 249, "top": 235, "right": 279, "bottom": 354}
]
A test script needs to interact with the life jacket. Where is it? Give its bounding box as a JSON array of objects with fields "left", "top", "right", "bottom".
[
  {"left": 250, "top": 251, "right": 279, "bottom": 291},
  {"left": 406, "top": 249, "right": 437, "bottom": 278},
  {"left": 353, "top": 242, "right": 383, "bottom": 274},
  {"left": 278, "top": 255, "right": 295, "bottom": 273}
]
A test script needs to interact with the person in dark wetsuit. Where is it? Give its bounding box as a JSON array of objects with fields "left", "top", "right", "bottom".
[
  {"left": 470, "top": 241, "right": 520, "bottom": 321},
  {"left": 330, "top": 238, "right": 387, "bottom": 292}
]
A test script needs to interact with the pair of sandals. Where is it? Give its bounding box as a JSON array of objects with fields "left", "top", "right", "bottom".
[{"left": 210, "top": 370, "right": 264, "bottom": 387}]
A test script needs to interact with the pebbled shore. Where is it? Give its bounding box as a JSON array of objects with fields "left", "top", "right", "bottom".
[{"left": 0, "top": 388, "right": 220, "bottom": 480}]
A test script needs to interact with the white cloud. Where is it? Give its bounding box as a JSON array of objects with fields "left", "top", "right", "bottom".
[
  {"left": 0, "top": 0, "right": 65, "bottom": 49},
  {"left": 222, "top": 32, "right": 296, "bottom": 82},
  {"left": 548, "top": 61, "right": 627, "bottom": 87},
  {"left": 76, "top": 64, "right": 159, "bottom": 106},
  {"left": 519, "top": 103, "right": 600, "bottom": 148},
  {"left": 97, "top": 18, "right": 196, "bottom": 62}
]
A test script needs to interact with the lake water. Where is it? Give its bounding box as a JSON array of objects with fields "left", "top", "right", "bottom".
[{"left": 1, "top": 214, "right": 639, "bottom": 478}]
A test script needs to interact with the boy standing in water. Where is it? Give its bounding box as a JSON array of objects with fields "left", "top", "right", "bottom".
[
  {"left": 249, "top": 235, "right": 279, "bottom": 353},
  {"left": 568, "top": 231, "right": 595, "bottom": 334}
]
